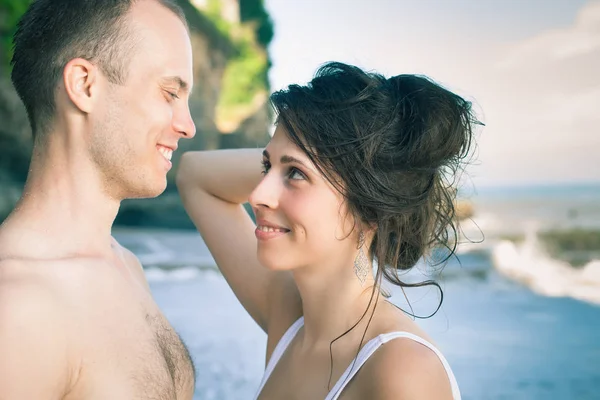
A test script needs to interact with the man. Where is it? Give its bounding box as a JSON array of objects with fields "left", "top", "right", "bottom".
[{"left": 0, "top": 0, "right": 197, "bottom": 398}]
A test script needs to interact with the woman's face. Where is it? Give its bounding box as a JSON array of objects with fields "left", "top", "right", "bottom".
[{"left": 249, "top": 125, "right": 358, "bottom": 273}]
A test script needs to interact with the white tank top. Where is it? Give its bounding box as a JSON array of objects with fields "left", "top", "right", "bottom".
[{"left": 253, "top": 317, "right": 461, "bottom": 400}]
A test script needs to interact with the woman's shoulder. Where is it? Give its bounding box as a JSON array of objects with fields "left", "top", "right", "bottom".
[
  {"left": 358, "top": 333, "right": 455, "bottom": 399},
  {"left": 354, "top": 305, "right": 456, "bottom": 399}
]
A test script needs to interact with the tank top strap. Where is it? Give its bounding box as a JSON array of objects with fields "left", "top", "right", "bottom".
[
  {"left": 252, "top": 317, "right": 304, "bottom": 399},
  {"left": 325, "top": 331, "right": 461, "bottom": 400}
]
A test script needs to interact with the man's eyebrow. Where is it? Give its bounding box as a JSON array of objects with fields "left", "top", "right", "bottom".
[{"left": 162, "top": 76, "right": 191, "bottom": 93}]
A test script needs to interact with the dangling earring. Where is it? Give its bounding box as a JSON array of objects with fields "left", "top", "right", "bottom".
[{"left": 354, "top": 231, "right": 370, "bottom": 285}]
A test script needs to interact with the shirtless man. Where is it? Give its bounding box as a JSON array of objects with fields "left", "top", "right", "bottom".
[{"left": 0, "top": 0, "right": 197, "bottom": 398}]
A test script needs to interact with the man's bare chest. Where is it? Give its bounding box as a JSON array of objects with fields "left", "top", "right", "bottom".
[{"left": 66, "top": 271, "right": 196, "bottom": 400}]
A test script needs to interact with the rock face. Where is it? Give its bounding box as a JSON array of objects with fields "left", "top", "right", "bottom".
[
  {"left": 0, "top": 0, "right": 272, "bottom": 227},
  {"left": 0, "top": 69, "right": 32, "bottom": 221}
]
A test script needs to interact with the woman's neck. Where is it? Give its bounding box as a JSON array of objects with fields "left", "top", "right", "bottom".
[{"left": 292, "top": 259, "right": 379, "bottom": 350}]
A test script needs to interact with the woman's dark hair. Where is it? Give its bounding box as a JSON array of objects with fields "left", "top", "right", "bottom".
[
  {"left": 270, "top": 61, "right": 479, "bottom": 388},
  {"left": 271, "top": 61, "right": 476, "bottom": 290}
]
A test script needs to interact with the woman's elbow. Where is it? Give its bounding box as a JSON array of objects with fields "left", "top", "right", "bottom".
[{"left": 176, "top": 152, "right": 203, "bottom": 191}]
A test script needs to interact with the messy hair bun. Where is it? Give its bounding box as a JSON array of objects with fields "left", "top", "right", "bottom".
[{"left": 270, "top": 61, "right": 477, "bottom": 309}]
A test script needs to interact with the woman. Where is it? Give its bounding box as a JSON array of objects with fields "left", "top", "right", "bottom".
[{"left": 177, "top": 62, "right": 476, "bottom": 399}]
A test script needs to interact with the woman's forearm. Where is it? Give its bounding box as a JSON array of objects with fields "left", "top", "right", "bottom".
[
  {"left": 175, "top": 148, "right": 284, "bottom": 331},
  {"left": 176, "top": 148, "right": 264, "bottom": 204}
]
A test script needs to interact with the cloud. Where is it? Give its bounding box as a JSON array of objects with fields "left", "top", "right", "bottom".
[
  {"left": 470, "top": 1, "right": 600, "bottom": 184},
  {"left": 542, "top": 85, "right": 600, "bottom": 125},
  {"left": 498, "top": 1, "right": 600, "bottom": 69}
]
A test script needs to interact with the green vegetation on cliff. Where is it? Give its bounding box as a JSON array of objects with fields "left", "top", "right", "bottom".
[
  {"left": 0, "top": 0, "right": 32, "bottom": 73},
  {"left": 203, "top": 0, "right": 274, "bottom": 130}
]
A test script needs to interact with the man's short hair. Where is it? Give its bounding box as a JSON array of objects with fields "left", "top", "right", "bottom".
[{"left": 11, "top": 0, "right": 187, "bottom": 139}]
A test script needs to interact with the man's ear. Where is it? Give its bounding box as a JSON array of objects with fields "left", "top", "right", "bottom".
[{"left": 63, "top": 58, "right": 99, "bottom": 114}]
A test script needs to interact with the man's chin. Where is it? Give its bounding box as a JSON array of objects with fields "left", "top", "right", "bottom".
[
  {"left": 138, "top": 187, "right": 167, "bottom": 199},
  {"left": 125, "top": 180, "right": 168, "bottom": 200}
]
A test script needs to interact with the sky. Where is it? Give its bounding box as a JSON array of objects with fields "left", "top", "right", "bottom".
[{"left": 263, "top": 0, "right": 600, "bottom": 187}]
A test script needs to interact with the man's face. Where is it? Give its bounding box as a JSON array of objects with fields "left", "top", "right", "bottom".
[{"left": 90, "top": 0, "right": 196, "bottom": 200}]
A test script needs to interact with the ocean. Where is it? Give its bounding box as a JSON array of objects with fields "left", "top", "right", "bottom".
[{"left": 114, "top": 182, "right": 600, "bottom": 400}]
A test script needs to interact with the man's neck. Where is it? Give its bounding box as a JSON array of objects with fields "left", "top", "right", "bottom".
[{"left": 1, "top": 136, "right": 120, "bottom": 260}]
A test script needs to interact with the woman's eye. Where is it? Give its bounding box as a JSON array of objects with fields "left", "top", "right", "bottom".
[
  {"left": 260, "top": 160, "right": 271, "bottom": 175},
  {"left": 288, "top": 168, "right": 306, "bottom": 181}
]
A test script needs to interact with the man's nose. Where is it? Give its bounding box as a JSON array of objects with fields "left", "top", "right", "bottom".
[{"left": 173, "top": 103, "right": 196, "bottom": 139}]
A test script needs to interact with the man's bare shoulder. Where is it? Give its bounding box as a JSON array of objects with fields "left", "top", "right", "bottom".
[
  {"left": 0, "top": 260, "right": 75, "bottom": 398},
  {"left": 111, "top": 237, "right": 150, "bottom": 289},
  {"left": 0, "top": 258, "right": 77, "bottom": 323},
  {"left": 0, "top": 256, "right": 105, "bottom": 286},
  {"left": 111, "top": 238, "right": 143, "bottom": 268},
  {"left": 0, "top": 257, "right": 109, "bottom": 318}
]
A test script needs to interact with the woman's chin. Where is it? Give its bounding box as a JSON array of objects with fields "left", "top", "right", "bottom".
[{"left": 257, "top": 250, "right": 294, "bottom": 272}]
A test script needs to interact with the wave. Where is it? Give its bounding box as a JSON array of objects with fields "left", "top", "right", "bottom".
[
  {"left": 139, "top": 252, "right": 216, "bottom": 269},
  {"left": 113, "top": 228, "right": 217, "bottom": 269},
  {"left": 490, "top": 226, "right": 600, "bottom": 305},
  {"left": 145, "top": 266, "right": 222, "bottom": 282}
]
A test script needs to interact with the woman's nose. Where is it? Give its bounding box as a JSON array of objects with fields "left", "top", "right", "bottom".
[{"left": 249, "top": 170, "right": 281, "bottom": 210}]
